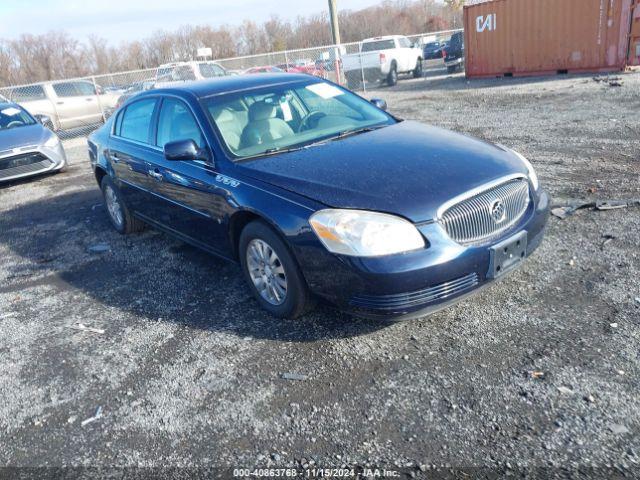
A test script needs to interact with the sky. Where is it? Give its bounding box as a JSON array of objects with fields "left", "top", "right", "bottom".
[{"left": 0, "top": 0, "right": 391, "bottom": 44}]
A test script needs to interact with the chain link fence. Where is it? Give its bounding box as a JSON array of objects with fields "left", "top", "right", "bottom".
[{"left": 0, "top": 29, "right": 461, "bottom": 141}]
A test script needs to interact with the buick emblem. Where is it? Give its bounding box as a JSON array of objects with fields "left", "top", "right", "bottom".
[{"left": 490, "top": 199, "right": 506, "bottom": 223}]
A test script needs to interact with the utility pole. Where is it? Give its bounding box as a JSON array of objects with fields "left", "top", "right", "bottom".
[
  {"left": 328, "top": 0, "right": 342, "bottom": 84},
  {"left": 328, "top": 0, "right": 341, "bottom": 45}
]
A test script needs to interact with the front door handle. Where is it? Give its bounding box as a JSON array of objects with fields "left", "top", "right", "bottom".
[{"left": 148, "top": 168, "right": 163, "bottom": 182}]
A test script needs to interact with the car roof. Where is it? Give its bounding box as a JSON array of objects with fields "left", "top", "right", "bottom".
[
  {"left": 139, "top": 73, "right": 316, "bottom": 99},
  {"left": 362, "top": 35, "right": 401, "bottom": 42},
  {"left": 0, "top": 101, "right": 20, "bottom": 109}
]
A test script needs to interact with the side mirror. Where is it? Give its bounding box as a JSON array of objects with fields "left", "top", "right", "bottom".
[
  {"left": 370, "top": 98, "right": 388, "bottom": 111},
  {"left": 164, "top": 139, "right": 207, "bottom": 162},
  {"left": 34, "top": 114, "right": 52, "bottom": 128}
]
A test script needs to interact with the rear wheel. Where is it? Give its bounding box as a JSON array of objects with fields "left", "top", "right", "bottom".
[
  {"left": 239, "top": 220, "right": 312, "bottom": 319},
  {"left": 413, "top": 58, "right": 423, "bottom": 78},
  {"left": 387, "top": 64, "right": 398, "bottom": 87},
  {"left": 100, "top": 176, "right": 144, "bottom": 234}
]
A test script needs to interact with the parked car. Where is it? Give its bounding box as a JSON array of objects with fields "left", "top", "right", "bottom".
[
  {"left": 5, "top": 80, "right": 118, "bottom": 131},
  {"left": 89, "top": 73, "right": 548, "bottom": 319},
  {"left": 243, "top": 66, "right": 285, "bottom": 74},
  {"left": 115, "top": 79, "right": 156, "bottom": 109},
  {"left": 444, "top": 31, "right": 465, "bottom": 73},
  {"left": 342, "top": 35, "right": 423, "bottom": 89},
  {"left": 276, "top": 62, "right": 324, "bottom": 77},
  {"left": 423, "top": 41, "right": 445, "bottom": 60},
  {"left": 0, "top": 102, "right": 66, "bottom": 183},
  {"left": 156, "top": 61, "right": 228, "bottom": 87}
]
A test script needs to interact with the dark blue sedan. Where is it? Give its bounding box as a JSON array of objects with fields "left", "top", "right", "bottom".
[{"left": 88, "top": 73, "right": 549, "bottom": 319}]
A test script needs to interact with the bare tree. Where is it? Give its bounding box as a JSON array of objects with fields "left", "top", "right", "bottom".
[{"left": 0, "top": 0, "right": 462, "bottom": 86}]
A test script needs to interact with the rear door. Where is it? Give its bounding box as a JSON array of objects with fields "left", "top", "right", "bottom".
[
  {"left": 109, "top": 97, "right": 161, "bottom": 218},
  {"left": 396, "top": 36, "right": 415, "bottom": 71},
  {"left": 51, "top": 81, "right": 101, "bottom": 129},
  {"left": 145, "top": 96, "right": 229, "bottom": 253}
]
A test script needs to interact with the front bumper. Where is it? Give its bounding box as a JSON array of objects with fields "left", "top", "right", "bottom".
[
  {"left": 0, "top": 141, "right": 67, "bottom": 183},
  {"left": 297, "top": 189, "right": 549, "bottom": 319},
  {"left": 445, "top": 57, "right": 463, "bottom": 67}
]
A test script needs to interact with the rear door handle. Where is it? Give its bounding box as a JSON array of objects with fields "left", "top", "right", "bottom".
[{"left": 148, "top": 168, "right": 163, "bottom": 182}]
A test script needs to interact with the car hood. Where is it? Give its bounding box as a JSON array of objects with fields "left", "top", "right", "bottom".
[
  {"left": 236, "top": 121, "right": 528, "bottom": 222},
  {"left": 0, "top": 124, "right": 48, "bottom": 150}
]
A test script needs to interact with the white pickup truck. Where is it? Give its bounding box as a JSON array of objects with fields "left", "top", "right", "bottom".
[{"left": 342, "top": 35, "right": 423, "bottom": 89}]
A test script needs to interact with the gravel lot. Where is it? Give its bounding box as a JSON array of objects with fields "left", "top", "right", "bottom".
[{"left": 1, "top": 66, "right": 639, "bottom": 477}]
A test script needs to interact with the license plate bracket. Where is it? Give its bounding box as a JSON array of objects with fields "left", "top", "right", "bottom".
[{"left": 488, "top": 231, "right": 528, "bottom": 279}]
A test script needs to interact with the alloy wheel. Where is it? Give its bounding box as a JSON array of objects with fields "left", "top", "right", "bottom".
[
  {"left": 105, "top": 185, "right": 124, "bottom": 229},
  {"left": 246, "top": 239, "right": 288, "bottom": 305}
]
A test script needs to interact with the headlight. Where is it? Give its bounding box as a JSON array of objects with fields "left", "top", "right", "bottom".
[
  {"left": 44, "top": 134, "right": 61, "bottom": 148},
  {"left": 309, "top": 209, "right": 425, "bottom": 257},
  {"left": 510, "top": 149, "right": 539, "bottom": 191}
]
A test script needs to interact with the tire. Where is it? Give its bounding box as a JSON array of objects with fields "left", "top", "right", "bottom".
[
  {"left": 100, "top": 175, "right": 144, "bottom": 234},
  {"left": 387, "top": 64, "right": 398, "bottom": 87},
  {"left": 413, "top": 58, "right": 423, "bottom": 78},
  {"left": 239, "top": 220, "right": 312, "bottom": 319},
  {"left": 447, "top": 65, "right": 457, "bottom": 74},
  {"left": 345, "top": 71, "right": 362, "bottom": 91}
]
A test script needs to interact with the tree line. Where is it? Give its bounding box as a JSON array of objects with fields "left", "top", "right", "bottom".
[{"left": 0, "top": 0, "right": 464, "bottom": 87}]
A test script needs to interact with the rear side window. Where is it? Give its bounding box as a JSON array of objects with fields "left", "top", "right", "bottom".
[
  {"left": 450, "top": 33, "right": 463, "bottom": 48},
  {"left": 118, "top": 98, "right": 157, "bottom": 144},
  {"left": 361, "top": 40, "right": 395, "bottom": 52},
  {"left": 75, "top": 82, "right": 96, "bottom": 96},
  {"left": 156, "top": 98, "right": 204, "bottom": 148}
]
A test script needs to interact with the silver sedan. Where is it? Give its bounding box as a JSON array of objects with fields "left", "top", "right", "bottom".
[{"left": 0, "top": 102, "right": 67, "bottom": 183}]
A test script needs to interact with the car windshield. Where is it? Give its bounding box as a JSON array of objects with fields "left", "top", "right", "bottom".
[
  {"left": 203, "top": 80, "right": 395, "bottom": 160},
  {"left": 199, "top": 63, "right": 225, "bottom": 78},
  {"left": 0, "top": 105, "right": 36, "bottom": 130},
  {"left": 361, "top": 39, "right": 396, "bottom": 52},
  {"left": 426, "top": 42, "right": 440, "bottom": 49}
]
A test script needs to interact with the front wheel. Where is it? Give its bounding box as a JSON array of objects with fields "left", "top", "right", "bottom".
[{"left": 239, "top": 221, "right": 312, "bottom": 319}]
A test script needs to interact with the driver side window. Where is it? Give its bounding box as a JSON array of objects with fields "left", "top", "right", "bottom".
[{"left": 156, "top": 98, "right": 204, "bottom": 149}]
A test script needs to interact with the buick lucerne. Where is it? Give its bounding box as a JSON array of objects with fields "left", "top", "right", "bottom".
[{"left": 88, "top": 74, "right": 549, "bottom": 319}]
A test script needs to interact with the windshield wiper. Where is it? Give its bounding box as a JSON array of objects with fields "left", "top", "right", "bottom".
[
  {"left": 237, "top": 125, "right": 388, "bottom": 161},
  {"left": 298, "top": 124, "right": 389, "bottom": 149}
]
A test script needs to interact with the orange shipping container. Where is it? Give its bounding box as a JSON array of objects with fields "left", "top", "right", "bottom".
[{"left": 464, "top": 0, "right": 635, "bottom": 78}]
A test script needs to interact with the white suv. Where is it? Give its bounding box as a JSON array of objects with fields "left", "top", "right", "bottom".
[{"left": 156, "top": 61, "right": 228, "bottom": 87}]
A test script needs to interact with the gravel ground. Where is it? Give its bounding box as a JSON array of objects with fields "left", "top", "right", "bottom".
[{"left": 1, "top": 66, "right": 639, "bottom": 477}]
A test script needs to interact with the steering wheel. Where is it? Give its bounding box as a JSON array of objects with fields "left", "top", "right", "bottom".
[
  {"left": 297, "top": 111, "right": 326, "bottom": 133},
  {"left": 6, "top": 120, "right": 23, "bottom": 129}
]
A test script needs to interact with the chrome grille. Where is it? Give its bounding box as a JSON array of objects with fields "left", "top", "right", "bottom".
[
  {"left": 350, "top": 273, "right": 479, "bottom": 312},
  {"left": 439, "top": 178, "right": 530, "bottom": 245},
  {"left": 0, "top": 156, "right": 53, "bottom": 180}
]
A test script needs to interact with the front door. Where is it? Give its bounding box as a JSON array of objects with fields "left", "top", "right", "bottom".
[{"left": 146, "top": 97, "right": 230, "bottom": 255}]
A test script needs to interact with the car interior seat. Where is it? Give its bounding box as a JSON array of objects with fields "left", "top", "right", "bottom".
[{"left": 240, "top": 101, "right": 294, "bottom": 148}]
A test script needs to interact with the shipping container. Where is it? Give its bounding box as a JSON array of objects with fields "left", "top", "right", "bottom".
[
  {"left": 464, "top": 0, "right": 636, "bottom": 78},
  {"left": 628, "top": 0, "right": 640, "bottom": 66}
]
